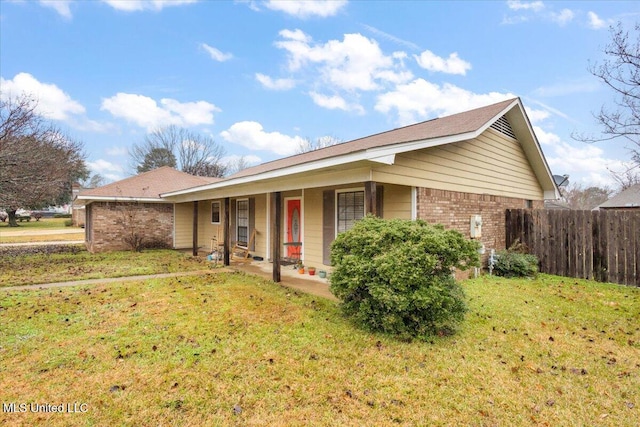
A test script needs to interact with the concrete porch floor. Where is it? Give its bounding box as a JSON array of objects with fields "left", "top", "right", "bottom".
[{"left": 229, "top": 260, "right": 337, "bottom": 301}]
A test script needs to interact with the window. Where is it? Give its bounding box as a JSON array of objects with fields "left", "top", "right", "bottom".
[
  {"left": 211, "top": 201, "right": 221, "bottom": 224},
  {"left": 237, "top": 199, "right": 249, "bottom": 244},
  {"left": 337, "top": 190, "right": 364, "bottom": 233}
]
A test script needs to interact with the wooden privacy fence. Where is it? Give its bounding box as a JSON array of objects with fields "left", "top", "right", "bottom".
[{"left": 505, "top": 209, "right": 640, "bottom": 287}]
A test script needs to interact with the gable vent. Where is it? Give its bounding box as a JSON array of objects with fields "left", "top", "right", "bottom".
[{"left": 490, "top": 115, "right": 516, "bottom": 139}]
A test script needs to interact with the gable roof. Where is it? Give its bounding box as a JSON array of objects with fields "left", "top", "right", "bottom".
[
  {"left": 595, "top": 184, "right": 640, "bottom": 209},
  {"left": 228, "top": 98, "right": 516, "bottom": 180},
  {"left": 164, "top": 97, "right": 559, "bottom": 200},
  {"left": 77, "top": 166, "right": 219, "bottom": 203}
]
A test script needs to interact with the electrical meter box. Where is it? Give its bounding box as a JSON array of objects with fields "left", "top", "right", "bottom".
[{"left": 470, "top": 215, "right": 482, "bottom": 239}]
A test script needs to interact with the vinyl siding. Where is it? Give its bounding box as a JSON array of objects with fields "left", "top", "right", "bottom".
[
  {"left": 253, "top": 194, "right": 267, "bottom": 258},
  {"left": 198, "top": 200, "right": 225, "bottom": 252},
  {"left": 174, "top": 202, "right": 193, "bottom": 249},
  {"left": 303, "top": 187, "right": 324, "bottom": 268},
  {"left": 372, "top": 129, "right": 544, "bottom": 200},
  {"left": 381, "top": 184, "right": 412, "bottom": 219}
]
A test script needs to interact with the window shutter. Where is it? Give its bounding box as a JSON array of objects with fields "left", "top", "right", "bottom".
[
  {"left": 376, "top": 186, "right": 384, "bottom": 218},
  {"left": 323, "top": 190, "right": 335, "bottom": 265},
  {"left": 249, "top": 197, "right": 255, "bottom": 251}
]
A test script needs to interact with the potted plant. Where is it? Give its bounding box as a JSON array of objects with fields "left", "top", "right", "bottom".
[
  {"left": 318, "top": 270, "right": 327, "bottom": 279},
  {"left": 297, "top": 262, "right": 305, "bottom": 274},
  {"left": 308, "top": 266, "right": 316, "bottom": 276}
]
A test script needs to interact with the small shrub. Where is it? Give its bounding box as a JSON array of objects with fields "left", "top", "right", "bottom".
[
  {"left": 33, "top": 212, "right": 43, "bottom": 221},
  {"left": 123, "top": 233, "right": 146, "bottom": 252},
  {"left": 54, "top": 213, "right": 72, "bottom": 218},
  {"left": 64, "top": 219, "right": 74, "bottom": 227},
  {"left": 493, "top": 241, "right": 539, "bottom": 278},
  {"left": 330, "top": 216, "right": 480, "bottom": 340},
  {"left": 141, "top": 239, "right": 172, "bottom": 250}
]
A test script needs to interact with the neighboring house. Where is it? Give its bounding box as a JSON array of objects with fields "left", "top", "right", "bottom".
[
  {"left": 77, "top": 98, "right": 559, "bottom": 279},
  {"left": 594, "top": 183, "right": 640, "bottom": 210}
]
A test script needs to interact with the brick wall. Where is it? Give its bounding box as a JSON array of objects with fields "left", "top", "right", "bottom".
[
  {"left": 72, "top": 207, "right": 85, "bottom": 227},
  {"left": 416, "top": 188, "right": 543, "bottom": 272},
  {"left": 86, "top": 202, "right": 174, "bottom": 253}
]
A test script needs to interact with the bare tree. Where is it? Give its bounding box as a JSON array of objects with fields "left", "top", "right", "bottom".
[
  {"left": 561, "top": 183, "right": 614, "bottom": 210},
  {"left": 80, "top": 173, "right": 107, "bottom": 189},
  {"left": 0, "top": 95, "right": 87, "bottom": 226},
  {"left": 579, "top": 22, "right": 640, "bottom": 164},
  {"left": 608, "top": 161, "right": 640, "bottom": 190},
  {"left": 130, "top": 125, "right": 227, "bottom": 177},
  {"left": 296, "top": 135, "right": 342, "bottom": 154},
  {"left": 226, "top": 155, "right": 251, "bottom": 176}
]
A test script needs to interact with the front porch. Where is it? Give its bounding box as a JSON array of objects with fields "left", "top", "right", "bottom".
[{"left": 231, "top": 259, "right": 336, "bottom": 301}]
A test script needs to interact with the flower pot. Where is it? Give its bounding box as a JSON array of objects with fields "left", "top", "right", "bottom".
[
  {"left": 298, "top": 268, "right": 305, "bottom": 274},
  {"left": 308, "top": 268, "right": 316, "bottom": 276},
  {"left": 318, "top": 270, "right": 327, "bottom": 278}
]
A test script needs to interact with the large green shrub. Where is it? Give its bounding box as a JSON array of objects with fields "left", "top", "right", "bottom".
[
  {"left": 493, "top": 242, "right": 539, "bottom": 278},
  {"left": 329, "top": 216, "right": 480, "bottom": 340}
]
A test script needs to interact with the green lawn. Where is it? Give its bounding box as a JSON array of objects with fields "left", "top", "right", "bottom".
[
  {"left": 0, "top": 217, "right": 71, "bottom": 230},
  {"left": 0, "top": 249, "right": 213, "bottom": 287},
  {"left": 1, "top": 269, "right": 638, "bottom": 426}
]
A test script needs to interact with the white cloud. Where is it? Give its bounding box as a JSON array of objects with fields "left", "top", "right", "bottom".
[
  {"left": 105, "top": 146, "right": 129, "bottom": 156},
  {"left": 101, "top": 0, "right": 198, "bottom": 12},
  {"left": 0, "top": 72, "right": 85, "bottom": 121},
  {"left": 220, "top": 121, "right": 305, "bottom": 156},
  {"left": 507, "top": 0, "right": 544, "bottom": 12},
  {"left": 39, "top": 0, "right": 73, "bottom": 18},
  {"left": 87, "top": 159, "right": 125, "bottom": 182},
  {"left": 544, "top": 140, "right": 617, "bottom": 186},
  {"left": 255, "top": 73, "right": 296, "bottom": 90},
  {"left": 533, "top": 125, "right": 561, "bottom": 145},
  {"left": 532, "top": 78, "right": 599, "bottom": 97},
  {"left": 200, "top": 43, "right": 233, "bottom": 62},
  {"left": 101, "top": 93, "right": 219, "bottom": 130},
  {"left": 309, "top": 91, "right": 364, "bottom": 114},
  {"left": 550, "top": 8, "right": 574, "bottom": 26},
  {"left": 414, "top": 50, "right": 471, "bottom": 75},
  {"left": 375, "top": 78, "right": 514, "bottom": 126},
  {"left": 587, "top": 11, "right": 609, "bottom": 30},
  {"left": 275, "top": 30, "right": 410, "bottom": 92},
  {"left": 361, "top": 24, "right": 421, "bottom": 51},
  {"left": 264, "top": 0, "right": 347, "bottom": 18},
  {"left": 526, "top": 108, "right": 550, "bottom": 124},
  {"left": 532, "top": 124, "right": 621, "bottom": 187}
]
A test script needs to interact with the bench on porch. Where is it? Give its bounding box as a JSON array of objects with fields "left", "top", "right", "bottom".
[{"left": 231, "top": 229, "right": 256, "bottom": 262}]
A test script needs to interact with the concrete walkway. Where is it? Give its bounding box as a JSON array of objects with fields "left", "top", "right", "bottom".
[
  {"left": 1, "top": 269, "right": 234, "bottom": 292},
  {"left": 1, "top": 263, "right": 337, "bottom": 301},
  {"left": 0, "top": 228, "right": 84, "bottom": 236},
  {"left": 0, "top": 240, "right": 84, "bottom": 247},
  {"left": 0, "top": 230, "right": 337, "bottom": 300}
]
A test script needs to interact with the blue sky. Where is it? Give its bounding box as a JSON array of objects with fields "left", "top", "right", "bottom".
[{"left": 1, "top": 0, "right": 639, "bottom": 189}]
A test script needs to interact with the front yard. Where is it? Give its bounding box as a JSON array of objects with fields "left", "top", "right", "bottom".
[
  {"left": 0, "top": 249, "right": 212, "bottom": 287},
  {"left": 1, "top": 251, "right": 638, "bottom": 426}
]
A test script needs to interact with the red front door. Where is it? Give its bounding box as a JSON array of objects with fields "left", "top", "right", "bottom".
[{"left": 286, "top": 199, "right": 301, "bottom": 258}]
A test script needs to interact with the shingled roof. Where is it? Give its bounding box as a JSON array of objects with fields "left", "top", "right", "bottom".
[
  {"left": 78, "top": 166, "right": 219, "bottom": 201},
  {"left": 227, "top": 98, "right": 516, "bottom": 180},
  {"left": 595, "top": 183, "right": 640, "bottom": 209}
]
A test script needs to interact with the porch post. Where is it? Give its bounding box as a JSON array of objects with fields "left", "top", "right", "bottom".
[
  {"left": 192, "top": 201, "right": 198, "bottom": 256},
  {"left": 271, "top": 192, "right": 282, "bottom": 282},
  {"left": 224, "top": 197, "right": 230, "bottom": 266},
  {"left": 365, "top": 181, "right": 377, "bottom": 216}
]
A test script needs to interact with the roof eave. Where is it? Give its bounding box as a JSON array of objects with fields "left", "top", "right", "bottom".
[
  {"left": 161, "top": 131, "right": 481, "bottom": 198},
  {"left": 75, "top": 195, "right": 167, "bottom": 206}
]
